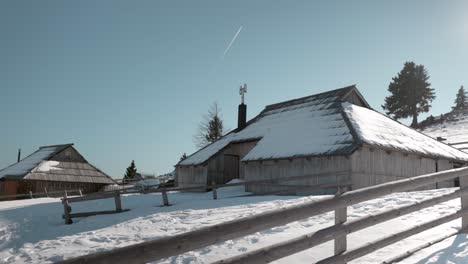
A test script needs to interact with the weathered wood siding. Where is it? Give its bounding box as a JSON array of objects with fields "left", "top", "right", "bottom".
[
  {"left": 0, "top": 179, "right": 19, "bottom": 196},
  {"left": 0, "top": 179, "right": 104, "bottom": 197},
  {"left": 344, "top": 92, "right": 366, "bottom": 107},
  {"left": 244, "top": 156, "right": 351, "bottom": 195},
  {"left": 350, "top": 146, "right": 454, "bottom": 190},
  {"left": 51, "top": 146, "right": 87, "bottom": 163},
  {"left": 176, "top": 141, "right": 258, "bottom": 189},
  {"left": 207, "top": 141, "right": 258, "bottom": 185},
  {"left": 176, "top": 166, "right": 208, "bottom": 189},
  {"left": 437, "top": 159, "right": 456, "bottom": 188}
]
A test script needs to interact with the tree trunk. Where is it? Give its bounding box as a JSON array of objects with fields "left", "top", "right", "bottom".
[{"left": 411, "top": 114, "right": 418, "bottom": 128}]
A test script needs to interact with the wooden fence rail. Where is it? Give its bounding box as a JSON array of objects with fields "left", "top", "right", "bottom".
[
  {"left": 449, "top": 141, "right": 468, "bottom": 146},
  {"left": 0, "top": 189, "right": 82, "bottom": 200},
  {"left": 62, "top": 191, "right": 129, "bottom": 224},
  {"left": 135, "top": 171, "right": 350, "bottom": 206},
  {"left": 77, "top": 171, "right": 351, "bottom": 208},
  {"left": 57, "top": 167, "right": 468, "bottom": 264}
]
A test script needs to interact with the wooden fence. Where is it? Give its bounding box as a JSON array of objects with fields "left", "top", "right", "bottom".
[
  {"left": 62, "top": 191, "right": 129, "bottom": 224},
  {"left": 449, "top": 141, "right": 468, "bottom": 150},
  {"left": 0, "top": 189, "right": 82, "bottom": 201},
  {"left": 92, "top": 171, "right": 350, "bottom": 206},
  {"left": 57, "top": 167, "right": 468, "bottom": 264},
  {"left": 60, "top": 172, "right": 351, "bottom": 223}
]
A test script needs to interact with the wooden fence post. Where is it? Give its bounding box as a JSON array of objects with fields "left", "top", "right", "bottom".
[
  {"left": 114, "top": 192, "right": 122, "bottom": 212},
  {"left": 460, "top": 174, "right": 468, "bottom": 231},
  {"left": 62, "top": 191, "right": 72, "bottom": 225},
  {"left": 212, "top": 181, "right": 218, "bottom": 200},
  {"left": 334, "top": 187, "right": 347, "bottom": 262},
  {"left": 29, "top": 191, "right": 33, "bottom": 199},
  {"left": 162, "top": 189, "right": 169, "bottom": 206}
]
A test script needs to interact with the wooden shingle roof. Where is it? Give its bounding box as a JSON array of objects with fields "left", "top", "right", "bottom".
[{"left": 0, "top": 144, "right": 115, "bottom": 184}]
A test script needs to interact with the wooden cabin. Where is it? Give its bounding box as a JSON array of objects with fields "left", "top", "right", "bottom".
[
  {"left": 176, "top": 85, "right": 468, "bottom": 195},
  {"left": 0, "top": 144, "right": 115, "bottom": 197}
]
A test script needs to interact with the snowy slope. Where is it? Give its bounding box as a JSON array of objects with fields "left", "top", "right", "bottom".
[
  {"left": 420, "top": 111, "right": 468, "bottom": 150},
  {"left": 0, "top": 186, "right": 466, "bottom": 264}
]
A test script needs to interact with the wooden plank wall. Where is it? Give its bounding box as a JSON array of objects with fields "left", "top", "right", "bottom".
[
  {"left": 437, "top": 159, "right": 455, "bottom": 188},
  {"left": 244, "top": 156, "right": 352, "bottom": 195},
  {"left": 350, "top": 146, "right": 455, "bottom": 190},
  {"left": 0, "top": 179, "right": 19, "bottom": 196},
  {"left": 176, "top": 166, "right": 208, "bottom": 189},
  {"left": 52, "top": 146, "right": 87, "bottom": 163},
  {"left": 207, "top": 141, "right": 258, "bottom": 185}
]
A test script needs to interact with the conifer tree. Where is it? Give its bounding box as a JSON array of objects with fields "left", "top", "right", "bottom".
[
  {"left": 180, "top": 153, "right": 187, "bottom": 162},
  {"left": 194, "top": 102, "right": 225, "bottom": 148},
  {"left": 453, "top": 85, "right": 467, "bottom": 110},
  {"left": 123, "top": 160, "right": 137, "bottom": 183},
  {"left": 382, "top": 62, "right": 435, "bottom": 127}
]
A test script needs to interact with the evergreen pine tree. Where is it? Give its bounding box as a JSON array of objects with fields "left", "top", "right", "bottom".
[
  {"left": 453, "top": 85, "right": 467, "bottom": 110},
  {"left": 194, "top": 102, "right": 225, "bottom": 148},
  {"left": 123, "top": 160, "right": 137, "bottom": 183},
  {"left": 180, "top": 153, "right": 187, "bottom": 162},
  {"left": 382, "top": 61, "right": 435, "bottom": 127},
  {"left": 205, "top": 115, "right": 223, "bottom": 143}
]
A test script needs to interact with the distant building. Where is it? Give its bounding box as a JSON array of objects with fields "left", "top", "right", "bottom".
[
  {"left": 419, "top": 110, "right": 468, "bottom": 151},
  {"left": 176, "top": 85, "right": 468, "bottom": 195},
  {"left": 0, "top": 144, "right": 115, "bottom": 196}
]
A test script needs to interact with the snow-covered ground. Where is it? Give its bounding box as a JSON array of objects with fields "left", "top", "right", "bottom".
[{"left": 0, "top": 184, "right": 466, "bottom": 264}]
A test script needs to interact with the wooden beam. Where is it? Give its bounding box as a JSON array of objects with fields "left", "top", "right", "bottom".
[
  {"left": 161, "top": 189, "right": 169, "bottom": 206},
  {"left": 66, "top": 192, "right": 116, "bottom": 203},
  {"left": 461, "top": 173, "right": 468, "bottom": 231},
  {"left": 62, "top": 192, "right": 72, "bottom": 225},
  {"left": 449, "top": 141, "right": 468, "bottom": 146},
  {"left": 114, "top": 192, "right": 122, "bottom": 212},
  {"left": 67, "top": 209, "right": 130, "bottom": 219},
  {"left": 212, "top": 181, "right": 218, "bottom": 200},
  {"left": 334, "top": 187, "right": 347, "bottom": 263}
]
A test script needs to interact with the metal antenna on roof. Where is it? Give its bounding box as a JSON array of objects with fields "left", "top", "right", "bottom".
[{"left": 239, "top": 84, "right": 247, "bottom": 104}]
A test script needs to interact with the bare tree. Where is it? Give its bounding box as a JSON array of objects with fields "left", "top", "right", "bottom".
[{"left": 193, "top": 102, "right": 224, "bottom": 149}]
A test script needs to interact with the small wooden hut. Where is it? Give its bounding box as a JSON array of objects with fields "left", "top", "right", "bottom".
[
  {"left": 176, "top": 85, "right": 468, "bottom": 195},
  {"left": 0, "top": 144, "right": 115, "bottom": 196}
]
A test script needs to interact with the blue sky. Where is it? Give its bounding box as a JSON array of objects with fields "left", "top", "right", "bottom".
[{"left": 1, "top": 0, "right": 468, "bottom": 177}]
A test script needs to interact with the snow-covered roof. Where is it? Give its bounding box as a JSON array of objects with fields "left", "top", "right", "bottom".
[
  {"left": 0, "top": 144, "right": 115, "bottom": 184},
  {"left": 0, "top": 145, "right": 70, "bottom": 179},
  {"left": 179, "top": 86, "right": 468, "bottom": 166},
  {"left": 344, "top": 104, "right": 468, "bottom": 161}
]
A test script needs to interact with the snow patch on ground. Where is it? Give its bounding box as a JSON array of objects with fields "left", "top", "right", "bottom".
[{"left": 0, "top": 187, "right": 466, "bottom": 263}]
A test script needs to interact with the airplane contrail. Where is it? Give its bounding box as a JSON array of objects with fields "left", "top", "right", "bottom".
[{"left": 222, "top": 25, "right": 243, "bottom": 57}]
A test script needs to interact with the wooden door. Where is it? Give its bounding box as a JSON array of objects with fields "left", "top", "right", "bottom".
[{"left": 224, "top": 155, "right": 239, "bottom": 183}]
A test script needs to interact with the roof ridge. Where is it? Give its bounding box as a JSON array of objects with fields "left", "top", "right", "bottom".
[
  {"left": 39, "top": 143, "right": 74, "bottom": 149},
  {"left": 264, "top": 84, "right": 356, "bottom": 111},
  {"left": 339, "top": 103, "right": 362, "bottom": 149}
]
